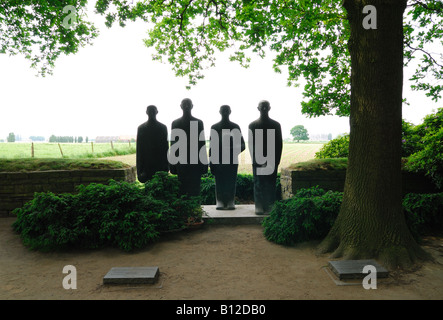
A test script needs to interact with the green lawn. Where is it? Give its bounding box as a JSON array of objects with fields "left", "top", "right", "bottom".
[
  {"left": 0, "top": 142, "right": 324, "bottom": 174},
  {"left": 0, "top": 142, "right": 135, "bottom": 159},
  {"left": 0, "top": 158, "right": 132, "bottom": 172},
  {"left": 104, "top": 143, "right": 325, "bottom": 175}
]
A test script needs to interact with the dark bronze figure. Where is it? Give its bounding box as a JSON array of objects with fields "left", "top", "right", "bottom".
[
  {"left": 136, "top": 105, "right": 169, "bottom": 183},
  {"left": 248, "top": 100, "right": 283, "bottom": 215},
  {"left": 170, "top": 98, "right": 208, "bottom": 198},
  {"left": 209, "top": 105, "right": 246, "bottom": 210}
]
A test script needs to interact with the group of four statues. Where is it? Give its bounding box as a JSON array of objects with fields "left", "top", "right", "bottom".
[{"left": 136, "top": 98, "right": 283, "bottom": 215}]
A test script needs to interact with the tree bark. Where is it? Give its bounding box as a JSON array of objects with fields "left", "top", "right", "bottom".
[{"left": 318, "top": 0, "right": 430, "bottom": 269}]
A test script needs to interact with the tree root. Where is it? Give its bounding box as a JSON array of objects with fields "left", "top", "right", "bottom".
[{"left": 317, "top": 232, "right": 433, "bottom": 271}]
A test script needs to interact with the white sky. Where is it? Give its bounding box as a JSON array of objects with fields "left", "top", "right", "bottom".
[{"left": 0, "top": 6, "right": 440, "bottom": 141}]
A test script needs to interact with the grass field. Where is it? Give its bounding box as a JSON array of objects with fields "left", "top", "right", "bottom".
[
  {"left": 0, "top": 142, "right": 324, "bottom": 174},
  {"left": 104, "top": 143, "right": 324, "bottom": 175},
  {"left": 0, "top": 158, "right": 131, "bottom": 172},
  {"left": 0, "top": 142, "right": 135, "bottom": 159}
]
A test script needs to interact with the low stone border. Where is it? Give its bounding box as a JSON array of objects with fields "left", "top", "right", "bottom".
[
  {"left": 0, "top": 166, "right": 136, "bottom": 217},
  {"left": 280, "top": 168, "right": 440, "bottom": 200}
]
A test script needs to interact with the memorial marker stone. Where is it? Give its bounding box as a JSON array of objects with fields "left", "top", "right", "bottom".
[
  {"left": 103, "top": 267, "right": 160, "bottom": 285},
  {"left": 328, "top": 260, "right": 389, "bottom": 280}
]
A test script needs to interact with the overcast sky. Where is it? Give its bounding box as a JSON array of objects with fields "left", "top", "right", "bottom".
[{"left": 0, "top": 6, "right": 440, "bottom": 141}]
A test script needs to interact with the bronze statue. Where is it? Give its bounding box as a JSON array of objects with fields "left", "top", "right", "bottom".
[
  {"left": 169, "top": 98, "right": 208, "bottom": 198},
  {"left": 136, "top": 105, "right": 169, "bottom": 183},
  {"left": 209, "top": 105, "right": 246, "bottom": 210},
  {"left": 248, "top": 100, "right": 283, "bottom": 215}
]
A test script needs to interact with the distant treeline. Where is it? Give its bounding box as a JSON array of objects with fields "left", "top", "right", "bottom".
[
  {"left": 49, "top": 135, "right": 88, "bottom": 143},
  {"left": 29, "top": 136, "right": 45, "bottom": 142}
]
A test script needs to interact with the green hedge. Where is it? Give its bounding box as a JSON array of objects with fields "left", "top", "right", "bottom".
[
  {"left": 200, "top": 173, "right": 280, "bottom": 205},
  {"left": 263, "top": 187, "right": 443, "bottom": 246},
  {"left": 263, "top": 187, "right": 342, "bottom": 245},
  {"left": 315, "top": 134, "right": 350, "bottom": 159},
  {"left": 12, "top": 172, "right": 202, "bottom": 252},
  {"left": 316, "top": 109, "right": 443, "bottom": 189},
  {"left": 402, "top": 192, "right": 443, "bottom": 241}
]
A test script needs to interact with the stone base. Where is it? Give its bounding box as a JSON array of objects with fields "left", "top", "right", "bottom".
[{"left": 202, "top": 204, "right": 268, "bottom": 225}]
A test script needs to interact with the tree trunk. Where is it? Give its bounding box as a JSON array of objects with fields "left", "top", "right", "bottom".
[{"left": 318, "top": 0, "right": 430, "bottom": 269}]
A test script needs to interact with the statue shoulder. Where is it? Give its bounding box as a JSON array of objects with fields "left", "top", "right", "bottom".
[
  {"left": 195, "top": 117, "right": 204, "bottom": 124},
  {"left": 231, "top": 122, "right": 241, "bottom": 130},
  {"left": 171, "top": 118, "right": 181, "bottom": 128},
  {"left": 137, "top": 122, "right": 148, "bottom": 132},
  {"left": 248, "top": 118, "right": 261, "bottom": 129},
  {"left": 270, "top": 118, "right": 282, "bottom": 128}
]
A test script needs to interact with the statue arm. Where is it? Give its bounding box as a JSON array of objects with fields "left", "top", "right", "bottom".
[
  {"left": 276, "top": 123, "right": 283, "bottom": 166},
  {"left": 162, "top": 125, "right": 170, "bottom": 172},
  {"left": 208, "top": 127, "right": 216, "bottom": 174},
  {"left": 248, "top": 124, "right": 256, "bottom": 166},
  {"left": 239, "top": 127, "right": 246, "bottom": 153},
  {"left": 136, "top": 127, "right": 146, "bottom": 181},
  {"left": 169, "top": 122, "right": 178, "bottom": 174},
  {"left": 199, "top": 120, "right": 208, "bottom": 173}
]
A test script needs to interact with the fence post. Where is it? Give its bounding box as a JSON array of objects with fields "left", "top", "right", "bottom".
[
  {"left": 91, "top": 142, "right": 94, "bottom": 153},
  {"left": 31, "top": 142, "right": 34, "bottom": 158},
  {"left": 58, "top": 143, "right": 64, "bottom": 158},
  {"left": 111, "top": 141, "right": 114, "bottom": 150}
]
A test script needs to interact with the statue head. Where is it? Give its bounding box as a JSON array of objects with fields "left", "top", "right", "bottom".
[
  {"left": 219, "top": 105, "right": 231, "bottom": 118},
  {"left": 257, "top": 100, "right": 271, "bottom": 113},
  {"left": 180, "top": 98, "right": 193, "bottom": 113},
  {"left": 146, "top": 105, "right": 158, "bottom": 118}
]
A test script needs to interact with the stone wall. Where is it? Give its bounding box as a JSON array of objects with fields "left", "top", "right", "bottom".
[
  {"left": 0, "top": 166, "right": 136, "bottom": 217},
  {"left": 281, "top": 168, "right": 440, "bottom": 200}
]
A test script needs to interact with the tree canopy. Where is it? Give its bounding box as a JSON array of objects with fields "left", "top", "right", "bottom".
[
  {"left": 1, "top": 0, "right": 442, "bottom": 117},
  {"left": 290, "top": 125, "right": 309, "bottom": 142}
]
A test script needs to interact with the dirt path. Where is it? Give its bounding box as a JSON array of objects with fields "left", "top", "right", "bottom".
[{"left": 1, "top": 217, "right": 442, "bottom": 300}]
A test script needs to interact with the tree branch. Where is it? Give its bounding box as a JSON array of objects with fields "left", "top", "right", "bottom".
[
  {"left": 178, "top": 0, "right": 193, "bottom": 32},
  {"left": 408, "top": 0, "right": 443, "bottom": 13},
  {"left": 406, "top": 42, "right": 443, "bottom": 68}
]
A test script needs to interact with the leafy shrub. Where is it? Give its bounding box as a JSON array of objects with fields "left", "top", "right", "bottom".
[
  {"left": 401, "top": 120, "right": 422, "bottom": 157},
  {"left": 288, "top": 158, "right": 348, "bottom": 171},
  {"left": 235, "top": 174, "right": 255, "bottom": 203},
  {"left": 12, "top": 173, "right": 201, "bottom": 252},
  {"left": 72, "top": 180, "right": 155, "bottom": 250},
  {"left": 200, "top": 173, "right": 216, "bottom": 205},
  {"left": 263, "top": 187, "right": 342, "bottom": 245},
  {"left": 405, "top": 108, "right": 443, "bottom": 189},
  {"left": 315, "top": 119, "right": 427, "bottom": 160},
  {"left": 402, "top": 192, "right": 443, "bottom": 242},
  {"left": 12, "top": 192, "right": 79, "bottom": 251},
  {"left": 200, "top": 173, "right": 280, "bottom": 205},
  {"left": 407, "top": 128, "right": 443, "bottom": 189},
  {"left": 144, "top": 172, "right": 202, "bottom": 232},
  {"left": 315, "top": 134, "right": 350, "bottom": 159},
  {"left": 263, "top": 186, "right": 443, "bottom": 246}
]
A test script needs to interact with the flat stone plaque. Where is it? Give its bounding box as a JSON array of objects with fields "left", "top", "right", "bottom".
[
  {"left": 103, "top": 267, "right": 159, "bottom": 285},
  {"left": 328, "top": 260, "right": 389, "bottom": 280}
]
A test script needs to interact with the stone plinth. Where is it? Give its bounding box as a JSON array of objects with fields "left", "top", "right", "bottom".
[{"left": 202, "top": 204, "right": 267, "bottom": 225}]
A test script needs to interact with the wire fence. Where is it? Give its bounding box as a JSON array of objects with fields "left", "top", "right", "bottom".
[{"left": 0, "top": 141, "right": 136, "bottom": 159}]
